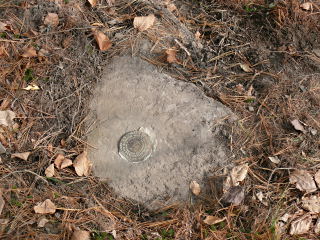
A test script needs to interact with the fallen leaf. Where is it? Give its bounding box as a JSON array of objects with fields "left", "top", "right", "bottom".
[
  {"left": 190, "top": 180, "right": 201, "bottom": 196},
  {"left": 22, "top": 46, "right": 37, "bottom": 58},
  {"left": 315, "top": 218, "right": 320, "bottom": 234},
  {"left": 300, "top": 2, "right": 313, "bottom": 11},
  {"left": 255, "top": 191, "right": 268, "bottom": 206},
  {"left": 0, "top": 190, "right": 4, "bottom": 215},
  {"left": 73, "top": 151, "right": 92, "bottom": 177},
  {"left": 224, "top": 164, "right": 249, "bottom": 192},
  {"left": 0, "top": 110, "right": 16, "bottom": 127},
  {"left": 166, "top": 49, "right": 178, "bottom": 63},
  {"left": 22, "top": 84, "right": 40, "bottom": 91},
  {"left": 279, "top": 213, "right": 292, "bottom": 223},
  {"left": 133, "top": 14, "right": 156, "bottom": 31},
  {"left": 301, "top": 195, "right": 320, "bottom": 213},
  {"left": 268, "top": 156, "right": 280, "bottom": 164},
  {"left": 71, "top": 230, "right": 90, "bottom": 240},
  {"left": 289, "top": 169, "right": 317, "bottom": 193},
  {"left": 38, "top": 217, "right": 49, "bottom": 227},
  {"left": 54, "top": 154, "right": 65, "bottom": 169},
  {"left": 34, "top": 199, "right": 56, "bottom": 214},
  {"left": 93, "top": 30, "right": 112, "bottom": 51},
  {"left": 11, "top": 152, "right": 31, "bottom": 161},
  {"left": 61, "top": 158, "right": 73, "bottom": 169},
  {"left": 222, "top": 185, "right": 245, "bottom": 206},
  {"left": 290, "top": 119, "right": 306, "bottom": 133},
  {"left": 38, "top": 48, "right": 49, "bottom": 57},
  {"left": 240, "top": 63, "right": 253, "bottom": 73},
  {"left": 166, "top": 3, "right": 177, "bottom": 12},
  {"left": 203, "top": 215, "right": 226, "bottom": 225},
  {"left": 44, "top": 13, "right": 59, "bottom": 27},
  {"left": 45, "top": 164, "right": 55, "bottom": 178},
  {"left": 195, "top": 31, "right": 201, "bottom": 40},
  {"left": 87, "top": 0, "right": 97, "bottom": 7},
  {"left": 314, "top": 169, "right": 320, "bottom": 188},
  {"left": 289, "top": 215, "right": 312, "bottom": 235}
]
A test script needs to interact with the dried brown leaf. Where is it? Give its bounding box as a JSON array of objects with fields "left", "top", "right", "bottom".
[
  {"left": 190, "top": 180, "right": 201, "bottom": 196},
  {"left": 54, "top": 154, "right": 65, "bottom": 169},
  {"left": 38, "top": 217, "right": 49, "bottom": 227},
  {"left": 224, "top": 164, "right": 248, "bottom": 192},
  {"left": 166, "top": 3, "right": 177, "bottom": 12},
  {"left": 289, "top": 169, "right": 317, "bottom": 193},
  {"left": 290, "top": 119, "right": 306, "bottom": 133},
  {"left": 0, "top": 21, "right": 12, "bottom": 32},
  {"left": 61, "top": 158, "right": 73, "bottom": 169},
  {"left": 34, "top": 199, "right": 56, "bottom": 214},
  {"left": 11, "top": 152, "right": 31, "bottom": 161},
  {"left": 300, "top": 2, "right": 313, "bottom": 11},
  {"left": 203, "top": 215, "right": 226, "bottom": 225},
  {"left": 87, "top": 0, "right": 97, "bottom": 7},
  {"left": 45, "top": 164, "right": 55, "bottom": 177},
  {"left": 133, "top": 14, "right": 156, "bottom": 31},
  {"left": 166, "top": 49, "right": 178, "bottom": 63},
  {"left": 71, "top": 230, "right": 90, "bottom": 240},
  {"left": 93, "top": 30, "right": 112, "bottom": 51},
  {"left": 289, "top": 215, "right": 312, "bottom": 235},
  {"left": 44, "top": 13, "right": 59, "bottom": 27},
  {"left": 268, "top": 156, "right": 280, "bottom": 164},
  {"left": 301, "top": 195, "right": 320, "bottom": 213},
  {"left": 22, "top": 46, "right": 37, "bottom": 58},
  {"left": 73, "top": 151, "right": 92, "bottom": 177},
  {"left": 314, "top": 169, "right": 320, "bottom": 188},
  {"left": 0, "top": 110, "right": 15, "bottom": 127},
  {"left": 240, "top": 63, "right": 253, "bottom": 72}
]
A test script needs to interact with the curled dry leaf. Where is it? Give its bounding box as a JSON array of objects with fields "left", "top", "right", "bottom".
[
  {"left": 0, "top": 110, "right": 16, "bottom": 127},
  {"left": 54, "top": 154, "right": 73, "bottom": 169},
  {"left": 300, "top": 2, "right": 313, "bottom": 11},
  {"left": 314, "top": 169, "right": 320, "bottom": 188},
  {"left": 73, "top": 151, "right": 92, "bottom": 177},
  {"left": 268, "top": 156, "right": 280, "bottom": 164},
  {"left": 22, "top": 46, "right": 37, "bottom": 58},
  {"left": 290, "top": 119, "right": 306, "bottom": 133},
  {"left": 190, "top": 181, "right": 201, "bottom": 196},
  {"left": 93, "top": 30, "right": 112, "bottom": 51},
  {"left": 34, "top": 199, "right": 56, "bottom": 214},
  {"left": 45, "top": 164, "right": 55, "bottom": 177},
  {"left": 71, "top": 230, "right": 90, "bottom": 240},
  {"left": 11, "top": 152, "right": 31, "bottom": 161},
  {"left": 224, "top": 164, "right": 249, "bottom": 192},
  {"left": 240, "top": 63, "right": 253, "bottom": 73},
  {"left": 165, "top": 2, "right": 177, "bottom": 12},
  {"left": 44, "top": 13, "right": 59, "bottom": 27},
  {"left": 166, "top": 49, "right": 178, "bottom": 63},
  {"left": 22, "top": 84, "right": 40, "bottom": 91},
  {"left": 61, "top": 158, "right": 73, "bottom": 169},
  {"left": 289, "top": 169, "right": 317, "bottom": 193},
  {"left": 301, "top": 195, "right": 320, "bottom": 213},
  {"left": 38, "top": 217, "right": 49, "bottom": 228},
  {"left": 133, "top": 14, "right": 156, "bottom": 31},
  {"left": 0, "top": 22, "right": 10, "bottom": 32},
  {"left": 289, "top": 215, "right": 312, "bottom": 235},
  {"left": 255, "top": 191, "right": 268, "bottom": 206},
  {"left": 203, "top": 215, "right": 226, "bottom": 225},
  {"left": 87, "top": 0, "right": 97, "bottom": 7}
]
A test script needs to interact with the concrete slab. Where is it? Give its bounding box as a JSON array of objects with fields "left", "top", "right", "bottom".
[{"left": 87, "top": 56, "right": 234, "bottom": 208}]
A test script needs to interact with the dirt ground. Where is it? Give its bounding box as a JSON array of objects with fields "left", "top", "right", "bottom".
[{"left": 0, "top": 0, "right": 320, "bottom": 239}]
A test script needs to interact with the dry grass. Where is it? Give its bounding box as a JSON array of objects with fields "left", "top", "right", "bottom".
[{"left": 0, "top": 0, "right": 320, "bottom": 239}]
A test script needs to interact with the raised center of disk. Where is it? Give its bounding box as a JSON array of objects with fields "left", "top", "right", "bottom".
[{"left": 118, "top": 130, "right": 153, "bottom": 163}]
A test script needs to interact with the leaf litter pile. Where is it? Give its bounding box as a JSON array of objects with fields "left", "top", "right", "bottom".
[{"left": 0, "top": 0, "right": 320, "bottom": 239}]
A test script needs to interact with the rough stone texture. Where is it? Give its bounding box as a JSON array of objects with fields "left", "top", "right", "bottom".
[{"left": 87, "top": 56, "right": 234, "bottom": 208}]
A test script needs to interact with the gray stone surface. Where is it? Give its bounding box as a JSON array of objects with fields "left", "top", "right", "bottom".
[{"left": 87, "top": 56, "right": 234, "bottom": 208}]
